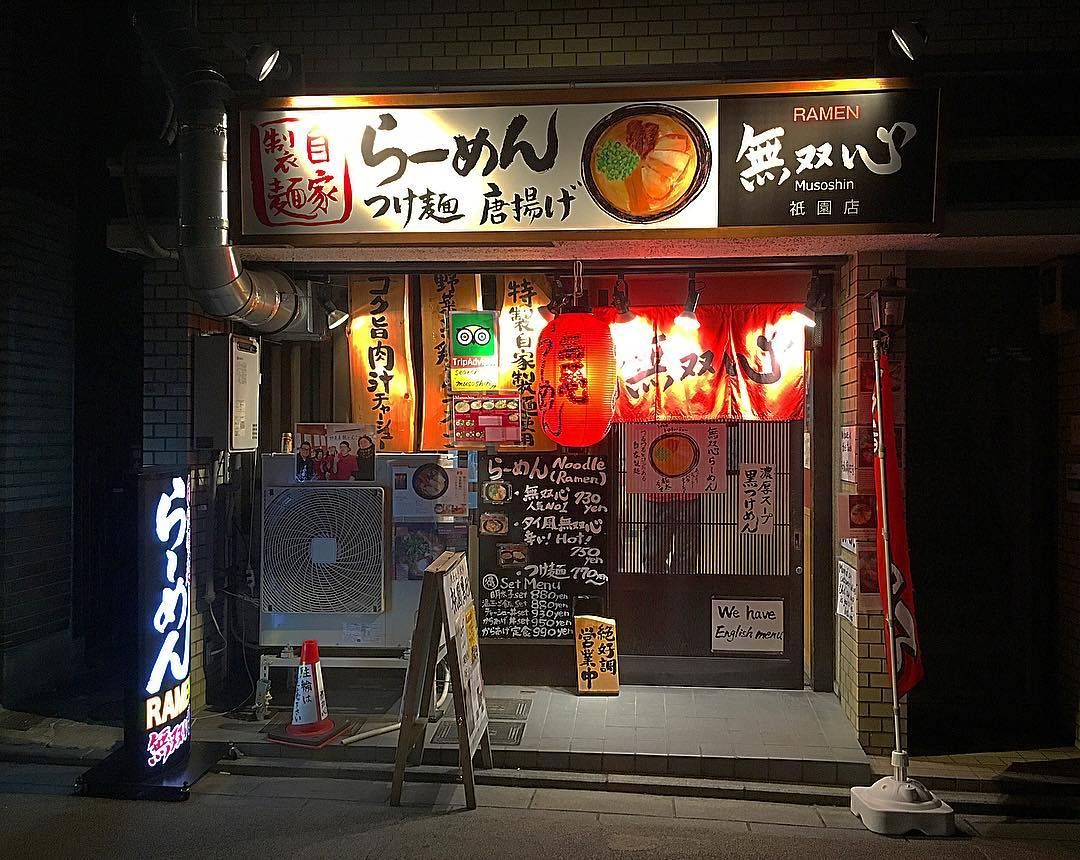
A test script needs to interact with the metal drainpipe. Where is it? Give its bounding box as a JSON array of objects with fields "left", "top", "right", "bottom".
[{"left": 132, "top": 1, "right": 308, "bottom": 336}]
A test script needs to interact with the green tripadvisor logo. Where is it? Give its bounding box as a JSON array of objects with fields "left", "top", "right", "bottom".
[{"left": 451, "top": 312, "right": 496, "bottom": 359}]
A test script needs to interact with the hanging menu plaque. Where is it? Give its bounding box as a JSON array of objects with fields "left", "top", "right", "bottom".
[{"left": 477, "top": 452, "right": 610, "bottom": 640}]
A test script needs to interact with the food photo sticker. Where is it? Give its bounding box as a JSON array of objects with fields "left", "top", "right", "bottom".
[
  {"left": 582, "top": 103, "right": 711, "bottom": 224},
  {"left": 411, "top": 463, "right": 449, "bottom": 500},
  {"left": 838, "top": 493, "right": 878, "bottom": 540},
  {"left": 496, "top": 543, "right": 528, "bottom": 569},
  {"left": 483, "top": 481, "right": 511, "bottom": 504},
  {"left": 480, "top": 512, "right": 509, "bottom": 536}
]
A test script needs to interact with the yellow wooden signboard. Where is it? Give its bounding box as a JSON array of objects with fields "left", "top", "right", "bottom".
[
  {"left": 497, "top": 273, "right": 556, "bottom": 452},
  {"left": 418, "top": 273, "right": 482, "bottom": 450},
  {"left": 575, "top": 615, "right": 620, "bottom": 695},
  {"left": 348, "top": 274, "right": 417, "bottom": 452}
]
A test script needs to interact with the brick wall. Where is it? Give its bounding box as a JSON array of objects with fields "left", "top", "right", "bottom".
[
  {"left": 834, "top": 252, "right": 907, "bottom": 756},
  {"left": 143, "top": 259, "right": 226, "bottom": 713},
  {"left": 1058, "top": 327, "right": 1080, "bottom": 747},
  {"left": 0, "top": 188, "right": 76, "bottom": 704},
  {"left": 196, "top": 0, "right": 1080, "bottom": 83}
]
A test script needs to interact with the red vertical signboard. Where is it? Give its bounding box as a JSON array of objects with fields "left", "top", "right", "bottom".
[{"left": 874, "top": 352, "right": 924, "bottom": 697}]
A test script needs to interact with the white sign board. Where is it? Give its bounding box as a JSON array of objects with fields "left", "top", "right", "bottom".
[
  {"left": 625, "top": 421, "right": 726, "bottom": 494},
  {"left": 241, "top": 100, "right": 719, "bottom": 235},
  {"left": 438, "top": 553, "right": 488, "bottom": 755},
  {"left": 391, "top": 463, "right": 468, "bottom": 520},
  {"left": 836, "top": 559, "right": 857, "bottom": 624},
  {"left": 840, "top": 426, "right": 856, "bottom": 484},
  {"left": 711, "top": 598, "right": 784, "bottom": 653}
]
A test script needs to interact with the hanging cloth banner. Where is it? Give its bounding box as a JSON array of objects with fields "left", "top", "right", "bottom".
[
  {"left": 608, "top": 303, "right": 806, "bottom": 422},
  {"left": 348, "top": 274, "right": 417, "bottom": 451},
  {"left": 418, "top": 273, "right": 482, "bottom": 450},
  {"left": 874, "top": 351, "right": 924, "bottom": 698},
  {"left": 497, "top": 274, "right": 556, "bottom": 451}
]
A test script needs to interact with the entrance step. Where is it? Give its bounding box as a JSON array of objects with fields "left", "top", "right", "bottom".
[
  {"left": 214, "top": 755, "right": 1080, "bottom": 818},
  {"left": 221, "top": 732, "right": 871, "bottom": 789}
]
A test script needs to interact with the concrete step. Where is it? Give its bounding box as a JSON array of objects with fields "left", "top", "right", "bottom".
[{"left": 215, "top": 754, "right": 1080, "bottom": 818}]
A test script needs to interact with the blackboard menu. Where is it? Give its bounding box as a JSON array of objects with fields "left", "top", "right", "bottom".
[{"left": 477, "top": 452, "right": 610, "bottom": 640}]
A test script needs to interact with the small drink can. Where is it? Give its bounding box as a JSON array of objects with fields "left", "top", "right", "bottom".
[{"left": 281, "top": 432, "right": 294, "bottom": 453}]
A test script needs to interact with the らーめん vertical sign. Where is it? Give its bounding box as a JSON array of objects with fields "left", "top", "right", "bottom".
[{"left": 138, "top": 473, "right": 192, "bottom": 775}]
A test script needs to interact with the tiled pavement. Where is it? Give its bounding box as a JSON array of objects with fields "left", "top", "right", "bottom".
[
  {"left": 199, "top": 685, "right": 872, "bottom": 786},
  {"left": 6, "top": 763, "right": 1080, "bottom": 848}
]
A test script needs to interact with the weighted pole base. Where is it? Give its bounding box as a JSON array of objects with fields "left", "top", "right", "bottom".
[{"left": 851, "top": 775, "right": 955, "bottom": 836}]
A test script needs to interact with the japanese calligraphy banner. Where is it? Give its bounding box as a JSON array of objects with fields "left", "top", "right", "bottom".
[
  {"left": 348, "top": 274, "right": 416, "bottom": 451},
  {"left": 240, "top": 86, "right": 936, "bottom": 238},
  {"left": 610, "top": 303, "right": 805, "bottom": 422},
  {"left": 738, "top": 463, "right": 776, "bottom": 535},
  {"left": 497, "top": 274, "right": 556, "bottom": 451},
  {"left": 874, "top": 351, "right": 924, "bottom": 697},
  {"left": 419, "top": 273, "right": 482, "bottom": 450},
  {"left": 625, "top": 421, "right": 727, "bottom": 494}
]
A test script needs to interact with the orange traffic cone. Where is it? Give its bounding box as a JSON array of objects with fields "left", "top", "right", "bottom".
[{"left": 269, "top": 640, "right": 348, "bottom": 748}]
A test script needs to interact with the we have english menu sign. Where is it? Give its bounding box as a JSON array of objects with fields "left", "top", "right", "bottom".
[
  {"left": 477, "top": 453, "right": 610, "bottom": 641},
  {"left": 240, "top": 84, "right": 937, "bottom": 238}
]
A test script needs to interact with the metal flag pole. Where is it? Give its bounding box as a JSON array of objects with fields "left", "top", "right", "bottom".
[
  {"left": 871, "top": 334, "right": 907, "bottom": 782},
  {"left": 850, "top": 320, "right": 953, "bottom": 837}
]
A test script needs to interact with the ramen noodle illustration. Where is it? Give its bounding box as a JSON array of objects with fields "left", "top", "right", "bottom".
[
  {"left": 648, "top": 432, "right": 700, "bottom": 478},
  {"left": 582, "top": 103, "right": 711, "bottom": 223}
]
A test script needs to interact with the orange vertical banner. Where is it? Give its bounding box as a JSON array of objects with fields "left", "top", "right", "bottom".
[
  {"left": 418, "top": 273, "right": 482, "bottom": 450},
  {"left": 348, "top": 274, "right": 417, "bottom": 451},
  {"left": 497, "top": 274, "right": 556, "bottom": 451}
]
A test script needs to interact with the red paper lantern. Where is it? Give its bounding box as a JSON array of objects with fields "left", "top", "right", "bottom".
[{"left": 536, "top": 309, "right": 618, "bottom": 448}]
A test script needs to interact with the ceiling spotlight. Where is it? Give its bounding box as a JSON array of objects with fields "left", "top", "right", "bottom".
[
  {"left": 323, "top": 299, "right": 349, "bottom": 331},
  {"left": 674, "top": 272, "right": 701, "bottom": 331},
  {"left": 246, "top": 43, "right": 282, "bottom": 82},
  {"left": 792, "top": 305, "right": 817, "bottom": 328},
  {"left": 890, "top": 21, "right": 927, "bottom": 62},
  {"left": 612, "top": 273, "right": 636, "bottom": 324}
]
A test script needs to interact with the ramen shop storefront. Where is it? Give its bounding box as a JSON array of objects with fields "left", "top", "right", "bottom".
[{"left": 239, "top": 80, "right": 937, "bottom": 693}]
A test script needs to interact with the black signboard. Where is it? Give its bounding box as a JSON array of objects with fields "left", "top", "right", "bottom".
[
  {"left": 477, "top": 452, "right": 610, "bottom": 640},
  {"left": 718, "top": 89, "right": 938, "bottom": 227}
]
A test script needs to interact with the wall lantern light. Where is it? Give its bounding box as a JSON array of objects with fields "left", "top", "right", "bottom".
[{"left": 869, "top": 276, "right": 910, "bottom": 338}]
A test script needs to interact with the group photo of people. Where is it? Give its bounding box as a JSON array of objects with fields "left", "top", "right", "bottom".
[{"left": 292, "top": 423, "right": 376, "bottom": 483}]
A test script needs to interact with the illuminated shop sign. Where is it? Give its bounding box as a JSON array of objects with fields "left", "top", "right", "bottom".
[
  {"left": 141, "top": 475, "right": 192, "bottom": 771},
  {"left": 240, "top": 84, "right": 936, "bottom": 238}
]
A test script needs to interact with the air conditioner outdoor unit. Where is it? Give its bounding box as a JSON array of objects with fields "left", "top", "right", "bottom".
[{"left": 259, "top": 483, "right": 388, "bottom": 647}]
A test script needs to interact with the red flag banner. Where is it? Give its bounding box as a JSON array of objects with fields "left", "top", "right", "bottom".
[
  {"left": 607, "top": 303, "right": 806, "bottom": 422},
  {"left": 874, "top": 351, "right": 924, "bottom": 698}
]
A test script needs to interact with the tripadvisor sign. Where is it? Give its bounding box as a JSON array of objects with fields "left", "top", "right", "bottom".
[{"left": 449, "top": 311, "right": 499, "bottom": 391}]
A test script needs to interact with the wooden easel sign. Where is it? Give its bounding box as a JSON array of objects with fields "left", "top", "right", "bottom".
[{"left": 391, "top": 551, "right": 493, "bottom": 809}]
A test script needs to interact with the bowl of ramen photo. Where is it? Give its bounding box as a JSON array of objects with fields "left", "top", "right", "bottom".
[
  {"left": 412, "top": 463, "right": 449, "bottom": 500},
  {"left": 581, "top": 103, "right": 711, "bottom": 223},
  {"left": 648, "top": 432, "right": 700, "bottom": 479}
]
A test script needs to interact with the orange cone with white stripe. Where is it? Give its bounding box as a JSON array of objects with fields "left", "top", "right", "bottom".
[{"left": 269, "top": 639, "right": 347, "bottom": 748}]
